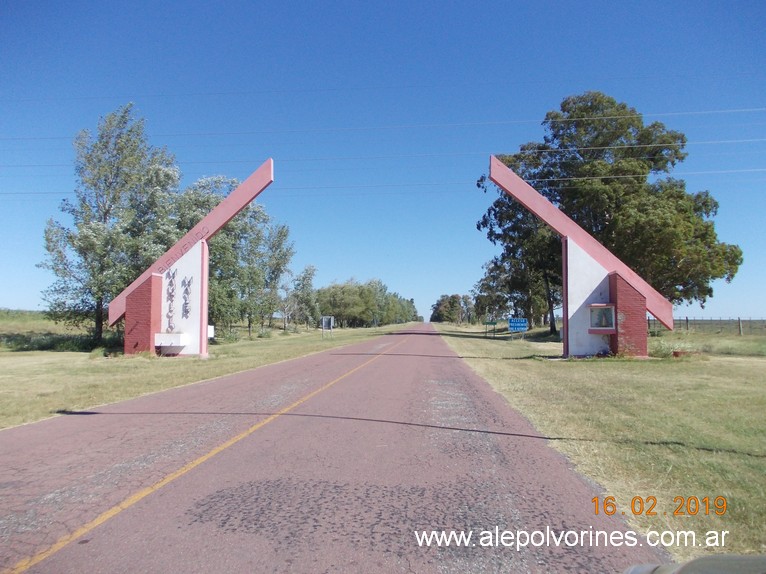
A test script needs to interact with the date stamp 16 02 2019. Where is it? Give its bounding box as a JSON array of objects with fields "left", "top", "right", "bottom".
[{"left": 592, "top": 496, "right": 727, "bottom": 517}]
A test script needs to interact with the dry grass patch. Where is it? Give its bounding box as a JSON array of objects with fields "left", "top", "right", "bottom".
[
  {"left": 435, "top": 323, "right": 766, "bottom": 560},
  {"left": 0, "top": 311, "right": 410, "bottom": 429}
]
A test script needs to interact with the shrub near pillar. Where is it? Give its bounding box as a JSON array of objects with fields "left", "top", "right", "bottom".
[
  {"left": 124, "top": 273, "right": 163, "bottom": 355},
  {"left": 608, "top": 272, "right": 648, "bottom": 357}
]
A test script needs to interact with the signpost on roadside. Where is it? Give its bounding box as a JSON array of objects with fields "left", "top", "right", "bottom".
[
  {"left": 509, "top": 317, "right": 529, "bottom": 340},
  {"left": 321, "top": 316, "right": 334, "bottom": 339},
  {"left": 484, "top": 320, "right": 497, "bottom": 338}
]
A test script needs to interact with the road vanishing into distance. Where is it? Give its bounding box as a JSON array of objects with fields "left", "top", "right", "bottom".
[{"left": 1, "top": 324, "right": 665, "bottom": 573}]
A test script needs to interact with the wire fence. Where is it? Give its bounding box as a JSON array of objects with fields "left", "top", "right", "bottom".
[{"left": 648, "top": 317, "right": 766, "bottom": 336}]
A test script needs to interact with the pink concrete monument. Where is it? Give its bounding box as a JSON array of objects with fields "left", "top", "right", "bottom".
[
  {"left": 489, "top": 156, "right": 673, "bottom": 357},
  {"left": 109, "top": 159, "right": 274, "bottom": 357}
]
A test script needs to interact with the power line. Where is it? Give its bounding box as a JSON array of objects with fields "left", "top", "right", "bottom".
[
  {"left": 1, "top": 107, "right": 764, "bottom": 142},
  {"left": 2, "top": 71, "right": 761, "bottom": 104},
  {"left": 3, "top": 169, "right": 766, "bottom": 197},
  {"left": 1, "top": 138, "right": 764, "bottom": 169}
]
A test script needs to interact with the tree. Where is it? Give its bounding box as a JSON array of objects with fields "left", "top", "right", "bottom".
[
  {"left": 316, "top": 279, "right": 417, "bottom": 327},
  {"left": 260, "top": 223, "right": 295, "bottom": 328},
  {"left": 472, "top": 261, "right": 511, "bottom": 322},
  {"left": 475, "top": 193, "right": 561, "bottom": 332},
  {"left": 172, "top": 177, "right": 254, "bottom": 334},
  {"left": 430, "top": 294, "right": 464, "bottom": 323},
  {"left": 41, "top": 105, "right": 297, "bottom": 345},
  {"left": 278, "top": 272, "right": 296, "bottom": 331},
  {"left": 461, "top": 294, "right": 476, "bottom": 325},
  {"left": 292, "top": 265, "right": 320, "bottom": 329},
  {"left": 478, "top": 91, "right": 742, "bottom": 314},
  {"left": 236, "top": 200, "right": 270, "bottom": 337},
  {"left": 39, "top": 103, "right": 179, "bottom": 344}
]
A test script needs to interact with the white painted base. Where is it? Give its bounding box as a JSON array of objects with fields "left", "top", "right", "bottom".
[{"left": 566, "top": 239, "right": 612, "bottom": 356}]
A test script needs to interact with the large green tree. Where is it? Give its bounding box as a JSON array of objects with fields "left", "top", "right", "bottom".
[
  {"left": 291, "top": 265, "right": 320, "bottom": 329},
  {"left": 478, "top": 91, "right": 742, "bottom": 321},
  {"left": 259, "top": 223, "right": 295, "bottom": 329},
  {"left": 40, "top": 103, "right": 179, "bottom": 343},
  {"left": 172, "top": 176, "right": 269, "bottom": 334},
  {"left": 41, "top": 104, "right": 295, "bottom": 344},
  {"left": 172, "top": 177, "right": 291, "bottom": 335}
]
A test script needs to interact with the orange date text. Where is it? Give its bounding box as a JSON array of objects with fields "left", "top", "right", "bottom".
[{"left": 591, "top": 496, "right": 727, "bottom": 517}]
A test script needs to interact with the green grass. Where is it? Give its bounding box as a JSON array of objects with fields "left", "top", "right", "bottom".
[
  {"left": 435, "top": 323, "right": 766, "bottom": 560},
  {"left": 0, "top": 310, "right": 411, "bottom": 429},
  {"left": 649, "top": 328, "right": 766, "bottom": 357},
  {"left": 3, "top": 312, "right": 763, "bottom": 558}
]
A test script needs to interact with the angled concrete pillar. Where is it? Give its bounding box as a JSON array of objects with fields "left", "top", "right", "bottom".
[
  {"left": 110, "top": 159, "right": 274, "bottom": 357},
  {"left": 489, "top": 156, "right": 673, "bottom": 357}
]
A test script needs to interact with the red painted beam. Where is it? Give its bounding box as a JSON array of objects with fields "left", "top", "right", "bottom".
[
  {"left": 109, "top": 159, "right": 274, "bottom": 326},
  {"left": 489, "top": 156, "right": 673, "bottom": 330}
]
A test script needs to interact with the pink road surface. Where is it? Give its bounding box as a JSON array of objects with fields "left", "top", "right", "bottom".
[{"left": 0, "top": 324, "right": 666, "bottom": 573}]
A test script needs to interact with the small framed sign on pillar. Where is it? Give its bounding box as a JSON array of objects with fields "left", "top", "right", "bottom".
[{"left": 588, "top": 304, "right": 616, "bottom": 335}]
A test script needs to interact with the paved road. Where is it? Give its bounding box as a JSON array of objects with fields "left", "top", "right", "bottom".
[{"left": 1, "top": 324, "right": 665, "bottom": 573}]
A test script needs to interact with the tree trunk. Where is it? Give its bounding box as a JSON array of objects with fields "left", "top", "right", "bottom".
[
  {"left": 94, "top": 297, "right": 104, "bottom": 345},
  {"left": 543, "top": 271, "right": 558, "bottom": 335}
]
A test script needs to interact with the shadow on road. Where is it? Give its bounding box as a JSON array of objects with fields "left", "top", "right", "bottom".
[
  {"left": 329, "top": 351, "right": 561, "bottom": 360},
  {"left": 53, "top": 409, "right": 765, "bottom": 459}
]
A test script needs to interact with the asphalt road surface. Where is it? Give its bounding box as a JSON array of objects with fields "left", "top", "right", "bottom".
[{"left": 1, "top": 324, "right": 665, "bottom": 573}]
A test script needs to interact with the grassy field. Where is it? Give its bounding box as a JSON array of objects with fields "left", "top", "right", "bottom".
[
  {"left": 2, "top": 311, "right": 763, "bottom": 559},
  {"left": 0, "top": 310, "right": 409, "bottom": 429},
  {"left": 435, "top": 323, "right": 765, "bottom": 560}
]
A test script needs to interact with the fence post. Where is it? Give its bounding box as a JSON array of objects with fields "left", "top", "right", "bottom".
[
  {"left": 738, "top": 317, "right": 743, "bottom": 336},
  {"left": 685, "top": 317, "right": 689, "bottom": 331}
]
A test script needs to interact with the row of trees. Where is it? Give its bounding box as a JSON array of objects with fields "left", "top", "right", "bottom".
[
  {"left": 428, "top": 290, "right": 556, "bottom": 328},
  {"left": 472, "top": 91, "right": 742, "bottom": 333},
  {"left": 429, "top": 294, "right": 476, "bottom": 324},
  {"left": 316, "top": 279, "right": 420, "bottom": 328},
  {"left": 40, "top": 104, "right": 417, "bottom": 343}
]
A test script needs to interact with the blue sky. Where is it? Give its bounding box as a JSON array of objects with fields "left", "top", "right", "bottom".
[{"left": 1, "top": 1, "right": 764, "bottom": 321}]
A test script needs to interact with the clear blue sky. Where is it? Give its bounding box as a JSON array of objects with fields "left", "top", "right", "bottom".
[{"left": 1, "top": 1, "right": 764, "bottom": 320}]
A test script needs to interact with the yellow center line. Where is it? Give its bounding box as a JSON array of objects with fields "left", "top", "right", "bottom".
[{"left": 6, "top": 335, "right": 411, "bottom": 574}]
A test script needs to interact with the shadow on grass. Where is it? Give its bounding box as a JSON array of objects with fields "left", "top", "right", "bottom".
[
  {"left": 54, "top": 409, "right": 765, "bottom": 459},
  {"left": 416, "top": 326, "right": 563, "bottom": 344},
  {"left": 329, "top": 351, "right": 561, "bottom": 360},
  {"left": 0, "top": 332, "right": 122, "bottom": 353}
]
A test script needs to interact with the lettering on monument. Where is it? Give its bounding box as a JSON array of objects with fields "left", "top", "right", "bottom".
[
  {"left": 158, "top": 227, "right": 210, "bottom": 274},
  {"left": 165, "top": 269, "right": 177, "bottom": 333},
  {"left": 181, "top": 276, "right": 193, "bottom": 319},
  {"left": 108, "top": 158, "right": 274, "bottom": 357}
]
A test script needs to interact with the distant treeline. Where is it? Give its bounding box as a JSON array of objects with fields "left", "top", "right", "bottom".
[{"left": 316, "top": 279, "right": 420, "bottom": 328}]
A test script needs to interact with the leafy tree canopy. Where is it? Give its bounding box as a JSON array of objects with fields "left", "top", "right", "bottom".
[
  {"left": 39, "top": 104, "right": 295, "bottom": 343},
  {"left": 316, "top": 279, "right": 418, "bottom": 328},
  {"left": 429, "top": 294, "right": 476, "bottom": 324},
  {"left": 40, "top": 103, "right": 179, "bottom": 343},
  {"left": 478, "top": 91, "right": 742, "bottom": 312}
]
